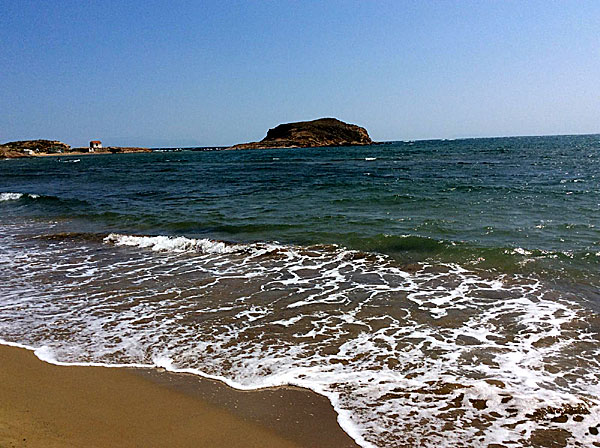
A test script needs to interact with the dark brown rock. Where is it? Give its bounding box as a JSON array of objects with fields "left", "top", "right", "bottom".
[{"left": 230, "top": 118, "right": 372, "bottom": 150}]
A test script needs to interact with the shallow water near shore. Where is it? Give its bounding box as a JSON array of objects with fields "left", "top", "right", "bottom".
[{"left": 1, "top": 136, "right": 600, "bottom": 447}]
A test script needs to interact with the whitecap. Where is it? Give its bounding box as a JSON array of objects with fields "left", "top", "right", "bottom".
[
  {"left": 0, "top": 192, "right": 23, "bottom": 201},
  {"left": 0, "top": 192, "right": 39, "bottom": 201},
  {"left": 104, "top": 233, "right": 242, "bottom": 254}
]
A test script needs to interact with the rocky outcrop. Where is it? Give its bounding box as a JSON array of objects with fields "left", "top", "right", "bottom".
[
  {"left": 230, "top": 118, "right": 372, "bottom": 150},
  {"left": 0, "top": 148, "right": 29, "bottom": 158},
  {"left": 0, "top": 140, "right": 71, "bottom": 154}
]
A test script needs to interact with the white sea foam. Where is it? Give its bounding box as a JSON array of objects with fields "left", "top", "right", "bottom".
[
  {"left": 510, "top": 247, "right": 532, "bottom": 255},
  {"left": 0, "top": 192, "right": 40, "bottom": 201},
  {"left": 104, "top": 233, "right": 242, "bottom": 254},
  {"left": 1, "top": 230, "right": 600, "bottom": 448},
  {"left": 1, "top": 192, "right": 24, "bottom": 201}
]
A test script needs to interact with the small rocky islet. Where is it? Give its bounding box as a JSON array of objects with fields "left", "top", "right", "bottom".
[{"left": 229, "top": 118, "right": 373, "bottom": 150}]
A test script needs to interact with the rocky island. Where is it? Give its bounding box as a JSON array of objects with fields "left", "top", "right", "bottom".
[
  {"left": 229, "top": 118, "right": 372, "bottom": 150},
  {"left": 0, "top": 140, "right": 151, "bottom": 158},
  {"left": 0, "top": 140, "right": 71, "bottom": 158}
]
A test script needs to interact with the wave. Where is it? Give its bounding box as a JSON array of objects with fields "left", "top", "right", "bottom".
[
  {"left": 104, "top": 233, "right": 244, "bottom": 254},
  {"left": 102, "top": 232, "right": 600, "bottom": 287},
  {"left": 104, "top": 232, "right": 508, "bottom": 260},
  {"left": 0, "top": 192, "right": 40, "bottom": 201},
  {"left": 0, "top": 192, "right": 85, "bottom": 205},
  {"left": 0, "top": 192, "right": 93, "bottom": 214},
  {"left": 19, "top": 227, "right": 600, "bottom": 290}
]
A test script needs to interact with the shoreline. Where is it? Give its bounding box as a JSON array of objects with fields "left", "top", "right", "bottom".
[
  {"left": 1, "top": 149, "right": 152, "bottom": 159},
  {"left": 35, "top": 151, "right": 115, "bottom": 157},
  {"left": 0, "top": 344, "right": 359, "bottom": 448},
  {"left": 36, "top": 149, "right": 152, "bottom": 157}
]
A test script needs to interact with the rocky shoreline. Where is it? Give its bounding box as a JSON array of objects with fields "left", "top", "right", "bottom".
[{"left": 0, "top": 140, "right": 150, "bottom": 158}]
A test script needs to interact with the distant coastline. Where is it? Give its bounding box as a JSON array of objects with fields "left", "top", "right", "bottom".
[
  {"left": 37, "top": 148, "right": 151, "bottom": 157},
  {"left": 0, "top": 140, "right": 151, "bottom": 159},
  {"left": 0, "top": 117, "right": 375, "bottom": 159},
  {"left": 5, "top": 130, "right": 597, "bottom": 160}
]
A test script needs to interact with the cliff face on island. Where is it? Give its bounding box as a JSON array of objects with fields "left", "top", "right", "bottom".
[{"left": 230, "top": 118, "right": 372, "bottom": 150}]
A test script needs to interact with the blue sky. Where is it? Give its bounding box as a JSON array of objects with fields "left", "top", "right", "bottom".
[{"left": 2, "top": 1, "right": 599, "bottom": 147}]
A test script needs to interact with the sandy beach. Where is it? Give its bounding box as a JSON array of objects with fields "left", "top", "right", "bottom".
[{"left": 0, "top": 345, "right": 358, "bottom": 448}]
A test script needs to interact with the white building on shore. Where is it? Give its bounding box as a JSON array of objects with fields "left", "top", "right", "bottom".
[{"left": 89, "top": 140, "right": 102, "bottom": 152}]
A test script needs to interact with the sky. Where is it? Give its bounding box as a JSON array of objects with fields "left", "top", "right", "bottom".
[{"left": 1, "top": 1, "right": 599, "bottom": 147}]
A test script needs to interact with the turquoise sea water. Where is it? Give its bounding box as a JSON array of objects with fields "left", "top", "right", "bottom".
[{"left": 1, "top": 136, "right": 600, "bottom": 447}]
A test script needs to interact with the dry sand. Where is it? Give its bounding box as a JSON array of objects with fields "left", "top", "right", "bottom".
[{"left": 0, "top": 345, "right": 359, "bottom": 448}]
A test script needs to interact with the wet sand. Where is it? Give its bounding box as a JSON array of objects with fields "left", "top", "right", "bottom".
[{"left": 0, "top": 345, "right": 358, "bottom": 447}]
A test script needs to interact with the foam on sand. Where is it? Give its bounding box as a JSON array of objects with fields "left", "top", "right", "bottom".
[{"left": 1, "top": 231, "right": 599, "bottom": 447}]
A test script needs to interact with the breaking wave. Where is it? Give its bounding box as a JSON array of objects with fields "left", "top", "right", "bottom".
[
  {"left": 0, "top": 192, "right": 40, "bottom": 201},
  {"left": 105, "top": 233, "right": 243, "bottom": 254}
]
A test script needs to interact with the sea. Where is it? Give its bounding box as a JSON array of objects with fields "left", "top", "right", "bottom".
[{"left": 1, "top": 135, "right": 599, "bottom": 447}]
